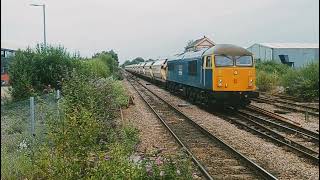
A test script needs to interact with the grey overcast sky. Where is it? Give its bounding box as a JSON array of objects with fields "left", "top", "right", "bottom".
[{"left": 2, "top": 0, "right": 319, "bottom": 63}]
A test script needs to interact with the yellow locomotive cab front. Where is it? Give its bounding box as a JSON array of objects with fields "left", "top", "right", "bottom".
[{"left": 212, "top": 55, "right": 256, "bottom": 91}]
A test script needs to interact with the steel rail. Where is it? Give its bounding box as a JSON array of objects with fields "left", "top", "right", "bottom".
[
  {"left": 238, "top": 109, "right": 319, "bottom": 143},
  {"left": 253, "top": 96, "right": 319, "bottom": 116},
  {"left": 126, "top": 75, "right": 214, "bottom": 180},
  {"left": 259, "top": 92, "right": 319, "bottom": 103},
  {"left": 216, "top": 109, "right": 319, "bottom": 164},
  {"left": 127, "top": 75, "right": 278, "bottom": 180},
  {"left": 247, "top": 105, "right": 319, "bottom": 140}
]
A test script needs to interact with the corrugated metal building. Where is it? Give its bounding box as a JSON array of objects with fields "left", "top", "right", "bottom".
[{"left": 247, "top": 43, "right": 319, "bottom": 67}]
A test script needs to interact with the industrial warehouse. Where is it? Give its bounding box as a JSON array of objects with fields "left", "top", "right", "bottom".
[{"left": 247, "top": 43, "right": 319, "bottom": 67}]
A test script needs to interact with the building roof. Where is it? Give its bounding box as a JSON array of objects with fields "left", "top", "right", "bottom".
[
  {"left": 253, "top": 43, "right": 319, "bottom": 49},
  {"left": 185, "top": 36, "right": 215, "bottom": 49}
]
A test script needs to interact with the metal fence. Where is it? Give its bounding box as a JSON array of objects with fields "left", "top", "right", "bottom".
[{"left": 1, "top": 91, "right": 61, "bottom": 151}]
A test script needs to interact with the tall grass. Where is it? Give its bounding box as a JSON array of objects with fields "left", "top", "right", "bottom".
[
  {"left": 256, "top": 60, "right": 319, "bottom": 100},
  {"left": 282, "top": 62, "right": 319, "bottom": 100}
]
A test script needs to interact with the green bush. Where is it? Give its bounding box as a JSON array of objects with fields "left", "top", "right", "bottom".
[
  {"left": 282, "top": 62, "right": 319, "bottom": 100},
  {"left": 256, "top": 71, "right": 280, "bottom": 92},
  {"left": 27, "top": 72, "right": 194, "bottom": 179},
  {"left": 74, "top": 58, "right": 111, "bottom": 78},
  {"left": 28, "top": 72, "right": 131, "bottom": 178},
  {"left": 1, "top": 147, "right": 34, "bottom": 179},
  {"left": 255, "top": 60, "right": 319, "bottom": 100},
  {"left": 255, "top": 60, "right": 287, "bottom": 92},
  {"left": 8, "top": 48, "right": 36, "bottom": 100},
  {"left": 256, "top": 60, "right": 290, "bottom": 74},
  {"left": 9, "top": 45, "right": 74, "bottom": 100}
]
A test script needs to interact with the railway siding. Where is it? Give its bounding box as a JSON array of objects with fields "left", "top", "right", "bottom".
[
  {"left": 253, "top": 96, "right": 319, "bottom": 116},
  {"left": 129, "top": 73, "right": 319, "bottom": 179},
  {"left": 127, "top": 74, "right": 277, "bottom": 179},
  {"left": 250, "top": 101, "right": 319, "bottom": 133}
]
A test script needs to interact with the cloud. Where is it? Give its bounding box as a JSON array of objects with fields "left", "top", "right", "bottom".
[{"left": 2, "top": 0, "right": 318, "bottom": 63}]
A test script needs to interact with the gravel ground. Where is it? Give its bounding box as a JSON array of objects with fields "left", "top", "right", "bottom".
[
  {"left": 136, "top": 78, "right": 319, "bottom": 180},
  {"left": 251, "top": 101, "right": 319, "bottom": 133},
  {"left": 121, "top": 79, "right": 180, "bottom": 156},
  {"left": 121, "top": 78, "right": 204, "bottom": 179}
]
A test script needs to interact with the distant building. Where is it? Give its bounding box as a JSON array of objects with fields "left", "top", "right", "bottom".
[
  {"left": 1, "top": 48, "right": 16, "bottom": 85},
  {"left": 1, "top": 41, "right": 21, "bottom": 85},
  {"left": 247, "top": 43, "right": 319, "bottom": 67},
  {"left": 185, "top": 36, "right": 215, "bottom": 52}
]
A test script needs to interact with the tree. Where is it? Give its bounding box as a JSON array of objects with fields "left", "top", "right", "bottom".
[
  {"left": 121, "top": 60, "right": 131, "bottom": 68},
  {"left": 120, "top": 57, "right": 145, "bottom": 68},
  {"left": 132, "top": 57, "right": 144, "bottom": 63},
  {"left": 184, "top": 40, "right": 194, "bottom": 51},
  {"left": 92, "top": 50, "right": 118, "bottom": 63}
]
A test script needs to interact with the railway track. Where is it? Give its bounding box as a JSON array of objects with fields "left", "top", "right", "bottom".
[
  {"left": 253, "top": 96, "right": 319, "bottom": 116},
  {"left": 125, "top": 73, "right": 277, "bottom": 180},
  {"left": 246, "top": 105, "right": 319, "bottom": 139},
  {"left": 218, "top": 104, "right": 319, "bottom": 164},
  {"left": 259, "top": 92, "right": 319, "bottom": 103}
]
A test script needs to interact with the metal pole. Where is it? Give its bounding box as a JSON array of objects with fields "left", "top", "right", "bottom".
[
  {"left": 30, "top": 97, "right": 35, "bottom": 136},
  {"left": 56, "top": 90, "right": 60, "bottom": 100},
  {"left": 43, "top": 5, "right": 46, "bottom": 47}
]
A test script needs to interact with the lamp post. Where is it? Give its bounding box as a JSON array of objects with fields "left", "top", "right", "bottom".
[{"left": 30, "top": 3, "right": 46, "bottom": 47}]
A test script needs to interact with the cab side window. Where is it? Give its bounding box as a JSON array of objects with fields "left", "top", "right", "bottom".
[{"left": 205, "top": 56, "right": 212, "bottom": 68}]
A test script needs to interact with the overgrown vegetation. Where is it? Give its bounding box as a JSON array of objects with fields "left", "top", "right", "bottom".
[
  {"left": 8, "top": 45, "right": 122, "bottom": 101},
  {"left": 256, "top": 60, "right": 319, "bottom": 100},
  {"left": 2, "top": 44, "right": 194, "bottom": 179},
  {"left": 8, "top": 45, "right": 73, "bottom": 100}
]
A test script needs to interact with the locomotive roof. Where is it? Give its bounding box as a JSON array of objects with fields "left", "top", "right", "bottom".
[
  {"left": 167, "top": 48, "right": 208, "bottom": 61},
  {"left": 203, "top": 44, "right": 252, "bottom": 56},
  {"left": 153, "top": 59, "right": 167, "bottom": 65},
  {"left": 138, "top": 62, "right": 147, "bottom": 67},
  {"left": 144, "top": 61, "right": 155, "bottom": 66}
]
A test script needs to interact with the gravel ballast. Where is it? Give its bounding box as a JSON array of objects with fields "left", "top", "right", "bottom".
[
  {"left": 135, "top": 77, "right": 319, "bottom": 180},
  {"left": 121, "top": 78, "right": 205, "bottom": 179},
  {"left": 121, "top": 79, "right": 180, "bottom": 156},
  {"left": 251, "top": 101, "right": 319, "bottom": 133}
]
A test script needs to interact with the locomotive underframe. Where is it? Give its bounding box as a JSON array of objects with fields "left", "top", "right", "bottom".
[{"left": 166, "top": 80, "right": 258, "bottom": 107}]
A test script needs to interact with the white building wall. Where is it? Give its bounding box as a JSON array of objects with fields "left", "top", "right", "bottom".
[
  {"left": 273, "top": 48, "right": 319, "bottom": 67},
  {"left": 247, "top": 44, "right": 319, "bottom": 67},
  {"left": 247, "top": 44, "right": 273, "bottom": 60}
]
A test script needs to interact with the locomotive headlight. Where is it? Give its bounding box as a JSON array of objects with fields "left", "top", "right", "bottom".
[
  {"left": 248, "top": 79, "right": 253, "bottom": 87},
  {"left": 218, "top": 79, "right": 223, "bottom": 87}
]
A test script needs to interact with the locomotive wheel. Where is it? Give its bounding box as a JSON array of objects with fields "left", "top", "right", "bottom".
[
  {"left": 190, "top": 91, "right": 197, "bottom": 103},
  {"left": 182, "top": 87, "right": 187, "bottom": 97}
]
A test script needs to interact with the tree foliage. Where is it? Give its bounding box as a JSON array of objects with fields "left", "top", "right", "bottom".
[
  {"left": 121, "top": 57, "right": 145, "bottom": 68},
  {"left": 8, "top": 45, "right": 121, "bottom": 100},
  {"left": 8, "top": 45, "right": 74, "bottom": 100},
  {"left": 92, "top": 50, "right": 118, "bottom": 63},
  {"left": 184, "top": 40, "right": 194, "bottom": 51}
]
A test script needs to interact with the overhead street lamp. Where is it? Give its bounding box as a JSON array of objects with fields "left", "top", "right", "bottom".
[{"left": 30, "top": 3, "right": 46, "bottom": 47}]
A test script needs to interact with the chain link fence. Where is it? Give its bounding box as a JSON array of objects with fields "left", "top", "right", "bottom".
[{"left": 1, "top": 91, "right": 61, "bottom": 153}]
